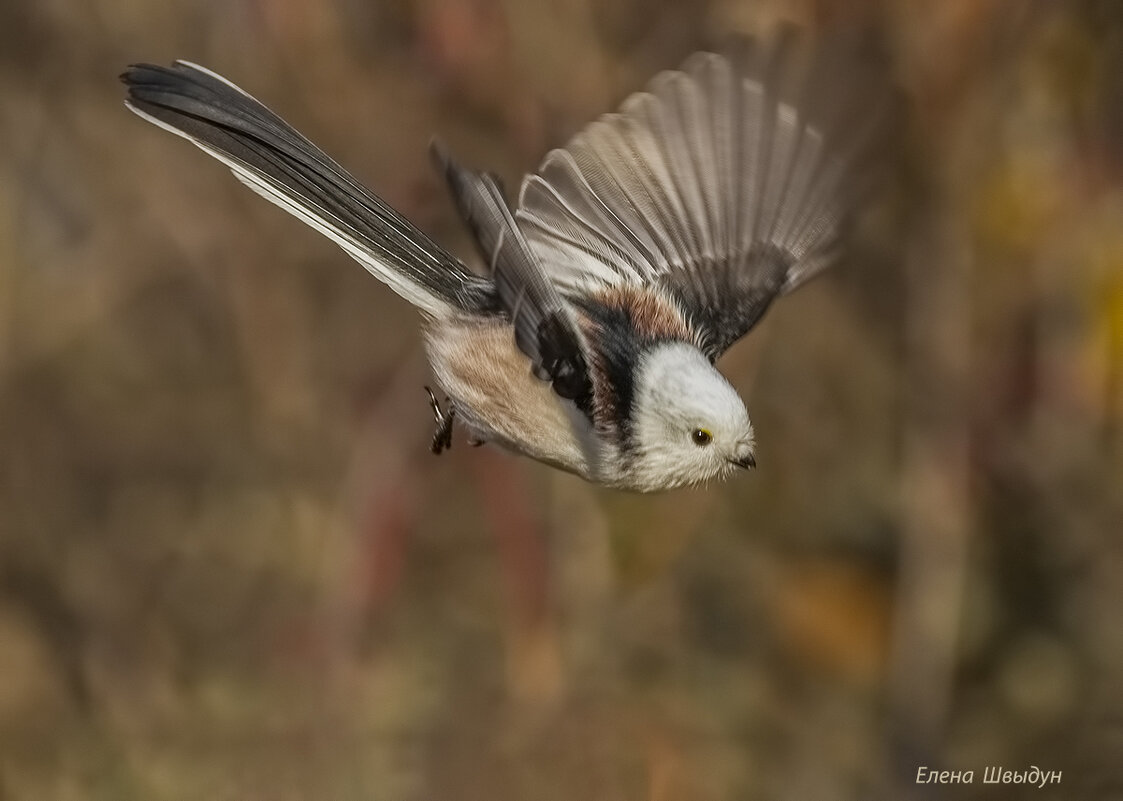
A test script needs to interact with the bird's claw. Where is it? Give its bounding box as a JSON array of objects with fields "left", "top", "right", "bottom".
[{"left": 425, "top": 386, "right": 455, "bottom": 455}]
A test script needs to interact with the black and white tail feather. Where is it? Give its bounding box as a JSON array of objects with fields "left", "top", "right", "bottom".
[{"left": 122, "top": 60, "right": 499, "bottom": 318}]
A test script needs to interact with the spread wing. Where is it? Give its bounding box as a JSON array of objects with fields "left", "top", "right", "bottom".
[{"left": 516, "top": 27, "right": 895, "bottom": 360}]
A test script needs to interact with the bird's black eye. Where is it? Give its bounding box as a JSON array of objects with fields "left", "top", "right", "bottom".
[{"left": 691, "top": 428, "right": 713, "bottom": 446}]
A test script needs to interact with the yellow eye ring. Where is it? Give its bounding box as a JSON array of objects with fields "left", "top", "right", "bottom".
[{"left": 691, "top": 428, "right": 713, "bottom": 446}]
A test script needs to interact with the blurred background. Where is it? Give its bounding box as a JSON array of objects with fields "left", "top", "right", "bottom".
[{"left": 2, "top": 0, "right": 1122, "bottom": 798}]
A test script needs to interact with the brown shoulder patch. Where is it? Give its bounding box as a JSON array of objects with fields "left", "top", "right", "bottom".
[{"left": 587, "top": 285, "right": 694, "bottom": 343}]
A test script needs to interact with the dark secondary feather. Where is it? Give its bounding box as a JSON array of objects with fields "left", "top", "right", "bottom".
[
  {"left": 431, "top": 143, "right": 592, "bottom": 408},
  {"left": 121, "top": 61, "right": 499, "bottom": 315},
  {"left": 516, "top": 27, "right": 895, "bottom": 360}
]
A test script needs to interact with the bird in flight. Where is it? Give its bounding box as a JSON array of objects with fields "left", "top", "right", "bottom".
[{"left": 122, "top": 27, "right": 892, "bottom": 492}]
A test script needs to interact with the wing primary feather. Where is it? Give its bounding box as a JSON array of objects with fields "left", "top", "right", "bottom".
[{"left": 620, "top": 92, "right": 705, "bottom": 265}]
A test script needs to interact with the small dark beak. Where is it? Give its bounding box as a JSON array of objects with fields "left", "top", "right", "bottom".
[{"left": 729, "top": 451, "right": 757, "bottom": 470}]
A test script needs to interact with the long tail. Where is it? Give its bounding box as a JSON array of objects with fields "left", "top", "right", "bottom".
[{"left": 122, "top": 61, "right": 498, "bottom": 317}]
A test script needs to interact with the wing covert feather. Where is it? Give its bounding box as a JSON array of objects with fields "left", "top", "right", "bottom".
[{"left": 432, "top": 143, "right": 592, "bottom": 408}]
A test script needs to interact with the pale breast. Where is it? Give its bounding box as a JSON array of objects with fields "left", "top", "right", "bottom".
[{"left": 423, "top": 318, "right": 595, "bottom": 477}]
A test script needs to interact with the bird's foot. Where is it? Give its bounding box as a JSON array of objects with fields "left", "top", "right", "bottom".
[{"left": 425, "top": 386, "right": 455, "bottom": 455}]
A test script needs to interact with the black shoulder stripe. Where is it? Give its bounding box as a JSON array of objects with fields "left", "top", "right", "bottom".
[{"left": 575, "top": 294, "right": 691, "bottom": 449}]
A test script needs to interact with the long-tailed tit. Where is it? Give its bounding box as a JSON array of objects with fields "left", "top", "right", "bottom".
[{"left": 121, "top": 27, "right": 893, "bottom": 492}]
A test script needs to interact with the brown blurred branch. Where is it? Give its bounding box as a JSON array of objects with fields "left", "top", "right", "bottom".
[{"left": 887, "top": 205, "right": 973, "bottom": 796}]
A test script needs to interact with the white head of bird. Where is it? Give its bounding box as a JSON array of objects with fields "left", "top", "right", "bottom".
[{"left": 626, "top": 342, "right": 756, "bottom": 491}]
